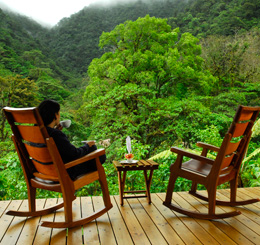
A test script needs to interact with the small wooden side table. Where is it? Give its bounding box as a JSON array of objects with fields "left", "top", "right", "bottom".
[{"left": 113, "top": 159, "right": 159, "bottom": 206}]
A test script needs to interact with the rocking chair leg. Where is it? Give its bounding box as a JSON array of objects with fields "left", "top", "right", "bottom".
[
  {"left": 28, "top": 186, "right": 36, "bottom": 212},
  {"left": 63, "top": 196, "right": 73, "bottom": 224},
  {"left": 207, "top": 189, "right": 217, "bottom": 216},
  {"left": 99, "top": 179, "right": 113, "bottom": 208},
  {"left": 190, "top": 182, "right": 198, "bottom": 194},
  {"left": 164, "top": 172, "right": 178, "bottom": 205},
  {"left": 230, "top": 178, "right": 238, "bottom": 203},
  {"left": 98, "top": 167, "right": 113, "bottom": 209}
]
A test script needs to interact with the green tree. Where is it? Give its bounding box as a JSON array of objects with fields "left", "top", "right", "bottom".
[
  {"left": 81, "top": 16, "right": 215, "bottom": 158},
  {"left": 36, "top": 75, "right": 71, "bottom": 102},
  {"left": 0, "top": 75, "right": 39, "bottom": 158}
]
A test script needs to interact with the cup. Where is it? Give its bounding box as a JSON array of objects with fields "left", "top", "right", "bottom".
[
  {"left": 125, "top": 153, "right": 134, "bottom": 162},
  {"left": 60, "top": 120, "right": 71, "bottom": 128}
]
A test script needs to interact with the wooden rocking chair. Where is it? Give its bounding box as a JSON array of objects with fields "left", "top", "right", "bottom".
[
  {"left": 3, "top": 107, "right": 113, "bottom": 228},
  {"left": 163, "top": 105, "right": 260, "bottom": 219}
]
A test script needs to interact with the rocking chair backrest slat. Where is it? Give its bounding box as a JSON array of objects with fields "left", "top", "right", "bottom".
[
  {"left": 24, "top": 144, "right": 53, "bottom": 163},
  {"left": 225, "top": 141, "right": 241, "bottom": 156},
  {"left": 218, "top": 106, "right": 260, "bottom": 171},
  {"left": 3, "top": 107, "right": 59, "bottom": 178},
  {"left": 237, "top": 110, "right": 254, "bottom": 121},
  {"left": 222, "top": 154, "right": 235, "bottom": 169},
  {"left": 17, "top": 125, "right": 46, "bottom": 143},
  {"left": 8, "top": 107, "right": 39, "bottom": 124},
  {"left": 232, "top": 122, "right": 249, "bottom": 137},
  {"left": 31, "top": 159, "right": 58, "bottom": 177}
]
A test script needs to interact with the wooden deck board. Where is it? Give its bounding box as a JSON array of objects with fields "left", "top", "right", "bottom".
[
  {"left": 189, "top": 190, "right": 257, "bottom": 244},
  {"left": 177, "top": 192, "right": 236, "bottom": 244},
  {"left": 127, "top": 197, "right": 168, "bottom": 244},
  {"left": 82, "top": 196, "right": 100, "bottom": 244},
  {"left": 113, "top": 195, "right": 151, "bottom": 244},
  {"left": 33, "top": 198, "right": 58, "bottom": 245},
  {"left": 165, "top": 192, "right": 220, "bottom": 244},
  {"left": 0, "top": 187, "right": 259, "bottom": 244},
  {"left": 108, "top": 196, "right": 133, "bottom": 245},
  {"left": 138, "top": 195, "right": 185, "bottom": 245}
]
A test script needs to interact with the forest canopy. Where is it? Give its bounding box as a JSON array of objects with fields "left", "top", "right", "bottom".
[{"left": 82, "top": 15, "right": 216, "bottom": 154}]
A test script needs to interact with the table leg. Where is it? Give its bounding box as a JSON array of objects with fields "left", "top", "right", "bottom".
[
  {"left": 143, "top": 169, "right": 154, "bottom": 204},
  {"left": 118, "top": 170, "right": 127, "bottom": 206}
]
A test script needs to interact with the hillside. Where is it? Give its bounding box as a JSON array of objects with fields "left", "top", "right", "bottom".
[
  {"left": 47, "top": 0, "right": 260, "bottom": 75},
  {"left": 1, "top": 0, "right": 259, "bottom": 77},
  {"left": 0, "top": 9, "right": 70, "bottom": 81}
]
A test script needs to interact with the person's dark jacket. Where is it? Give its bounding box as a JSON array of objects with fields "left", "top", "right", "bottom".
[
  {"left": 47, "top": 127, "right": 91, "bottom": 163},
  {"left": 46, "top": 127, "right": 106, "bottom": 180}
]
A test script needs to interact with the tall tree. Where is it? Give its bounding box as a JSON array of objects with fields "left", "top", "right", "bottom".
[{"left": 81, "top": 16, "right": 215, "bottom": 157}]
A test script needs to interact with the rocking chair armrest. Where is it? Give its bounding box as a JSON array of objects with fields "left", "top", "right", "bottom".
[
  {"left": 170, "top": 147, "right": 215, "bottom": 165},
  {"left": 196, "top": 142, "right": 220, "bottom": 152},
  {"left": 65, "top": 149, "right": 105, "bottom": 170}
]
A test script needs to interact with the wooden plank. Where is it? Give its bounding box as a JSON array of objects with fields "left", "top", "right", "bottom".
[
  {"left": 249, "top": 186, "right": 260, "bottom": 196},
  {"left": 107, "top": 196, "right": 133, "bottom": 245},
  {"left": 239, "top": 188, "right": 260, "bottom": 202},
  {"left": 67, "top": 197, "right": 84, "bottom": 245},
  {"left": 138, "top": 195, "right": 185, "bottom": 245},
  {"left": 195, "top": 190, "right": 259, "bottom": 244},
  {"left": 193, "top": 190, "right": 255, "bottom": 245},
  {"left": 50, "top": 198, "right": 67, "bottom": 245},
  {"left": 180, "top": 192, "right": 238, "bottom": 244},
  {"left": 240, "top": 187, "right": 260, "bottom": 197},
  {"left": 127, "top": 197, "right": 168, "bottom": 244},
  {"left": 136, "top": 161, "right": 143, "bottom": 167},
  {"left": 156, "top": 193, "right": 202, "bottom": 244},
  {"left": 112, "top": 160, "right": 121, "bottom": 168},
  {"left": 0, "top": 188, "right": 259, "bottom": 244},
  {"left": 215, "top": 190, "right": 260, "bottom": 242},
  {"left": 16, "top": 199, "right": 46, "bottom": 245},
  {"left": 82, "top": 196, "right": 100, "bottom": 244},
  {"left": 146, "top": 159, "right": 159, "bottom": 167},
  {"left": 0, "top": 200, "right": 11, "bottom": 217},
  {"left": 0, "top": 200, "right": 22, "bottom": 243},
  {"left": 114, "top": 195, "right": 151, "bottom": 244},
  {"left": 238, "top": 188, "right": 260, "bottom": 209},
  {"left": 33, "top": 198, "right": 59, "bottom": 245},
  {"left": 92, "top": 196, "right": 116, "bottom": 244},
  {"left": 139, "top": 160, "right": 150, "bottom": 166},
  {"left": 170, "top": 192, "right": 220, "bottom": 244},
  {"left": 0, "top": 200, "right": 27, "bottom": 245},
  {"left": 219, "top": 189, "right": 260, "bottom": 230}
]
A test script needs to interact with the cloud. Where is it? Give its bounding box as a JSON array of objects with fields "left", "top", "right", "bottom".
[
  {"left": 0, "top": 0, "right": 160, "bottom": 27},
  {"left": 0, "top": 0, "right": 94, "bottom": 26}
]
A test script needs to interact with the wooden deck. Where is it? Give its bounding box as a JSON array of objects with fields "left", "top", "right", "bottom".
[{"left": 1, "top": 187, "right": 260, "bottom": 244}]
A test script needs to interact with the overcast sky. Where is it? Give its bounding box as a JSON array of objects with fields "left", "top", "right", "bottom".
[{"left": 0, "top": 0, "right": 127, "bottom": 27}]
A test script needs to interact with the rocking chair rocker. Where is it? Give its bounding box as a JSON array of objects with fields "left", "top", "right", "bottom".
[
  {"left": 163, "top": 105, "right": 260, "bottom": 219},
  {"left": 3, "top": 107, "right": 113, "bottom": 228}
]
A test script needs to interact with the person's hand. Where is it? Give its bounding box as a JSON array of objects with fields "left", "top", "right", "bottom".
[
  {"left": 87, "top": 140, "right": 96, "bottom": 147},
  {"left": 55, "top": 124, "right": 63, "bottom": 131}
]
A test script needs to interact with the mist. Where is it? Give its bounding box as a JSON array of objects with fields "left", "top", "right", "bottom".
[{"left": 0, "top": 0, "right": 180, "bottom": 27}]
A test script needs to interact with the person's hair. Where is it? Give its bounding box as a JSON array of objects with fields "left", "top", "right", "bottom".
[{"left": 38, "top": 99, "right": 60, "bottom": 126}]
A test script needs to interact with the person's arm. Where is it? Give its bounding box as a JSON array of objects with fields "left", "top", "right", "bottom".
[{"left": 49, "top": 128, "right": 92, "bottom": 163}]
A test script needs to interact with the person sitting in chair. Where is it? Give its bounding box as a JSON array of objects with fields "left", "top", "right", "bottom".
[{"left": 38, "top": 99, "right": 106, "bottom": 180}]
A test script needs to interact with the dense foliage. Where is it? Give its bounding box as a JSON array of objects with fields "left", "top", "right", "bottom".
[{"left": 0, "top": 0, "right": 260, "bottom": 200}]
